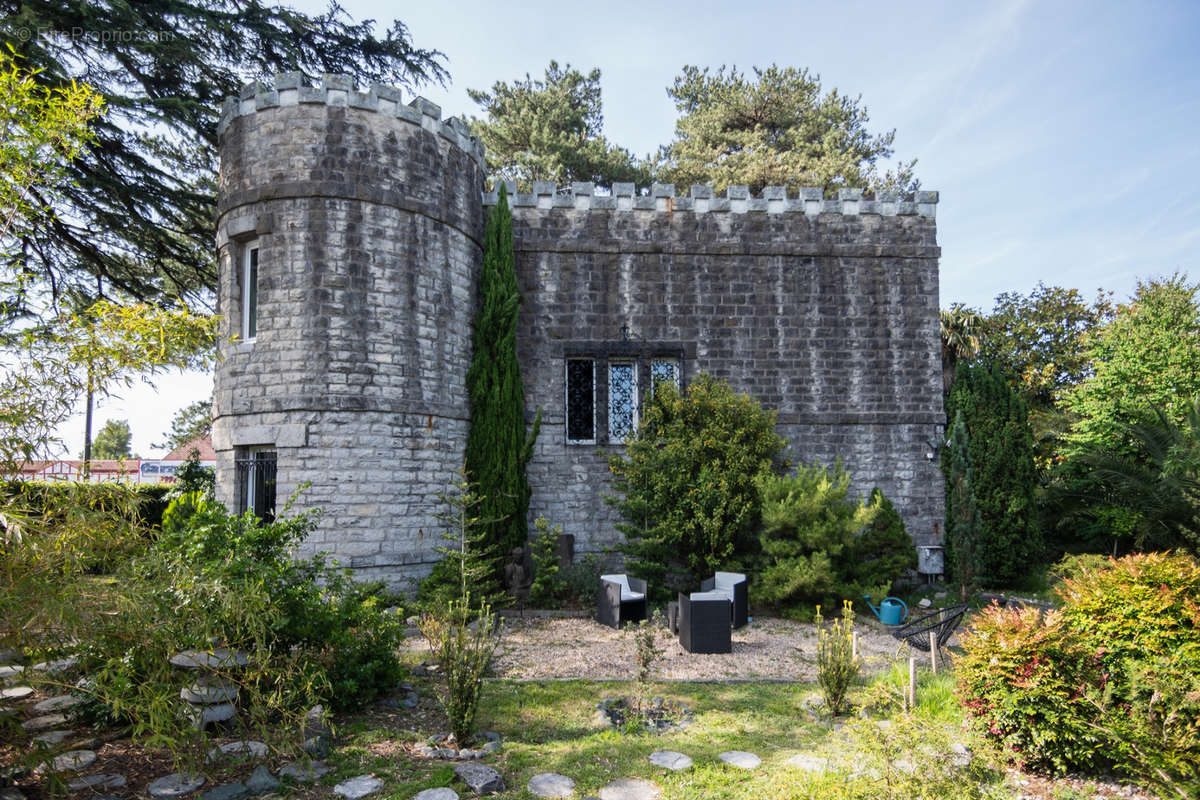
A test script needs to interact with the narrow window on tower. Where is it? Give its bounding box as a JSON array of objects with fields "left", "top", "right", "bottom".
[
  {"left": 235, "top": 447, "right": 277, "bottom": 522},
  {"left": 608, "top": 362, "right": 637, "bottom": 441},
  {"left": 242, "top": 242, "right": 259, "bottom": 341},
  {"left": 565, "top": 359, "right": 595, "bottom": 444}
]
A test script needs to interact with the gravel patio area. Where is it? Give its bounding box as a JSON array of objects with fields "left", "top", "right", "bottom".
[{"left": 408, "top": 614, "right": 946, "bottom": 681}]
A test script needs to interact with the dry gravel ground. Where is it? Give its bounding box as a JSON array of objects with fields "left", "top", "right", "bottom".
[{"left": 407, "top": 614, "right": 939, "bottom": 680}]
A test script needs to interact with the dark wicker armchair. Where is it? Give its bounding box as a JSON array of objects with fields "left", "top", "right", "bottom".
[
  {"left": 596, "top": 574, "right": 648, "bottom": 629},
  {"left": 677, "top": 591, "right": 732, "bottom": 654},
  {"left": 700, "top": 571, "right": 749, "bottom": 629}
]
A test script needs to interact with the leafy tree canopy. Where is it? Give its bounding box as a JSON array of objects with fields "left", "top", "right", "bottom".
[
  {"left": 1062, "top": 275, "right": 1200, "bottom": 459},
  {"left": 0, "top": 300, "right": 216, "bottom": 470},
  {"left": 89, "top": 418, "right": 132, "bottom": 459},
  {"left": 657, "top": 64, "right": 917, "bottom": 195},
  {"left": 468, "top": 60, "right": 650, "bottom": 190},
  {"left": 157, "top": 399, "right": 211, "bottom": 451},
  {"left": 0, "top": 1, "right": 446, "bottom": 316},
  {"left": 981, "top": 283, "right": 1115, "bottom": 410},
  {"left": 0, "top": 47, "right": 103, "bottom": 265}
]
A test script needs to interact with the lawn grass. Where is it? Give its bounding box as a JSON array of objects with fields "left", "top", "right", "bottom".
[{"left": 327, "top": 675, "right": 1007, "bottom": 800}]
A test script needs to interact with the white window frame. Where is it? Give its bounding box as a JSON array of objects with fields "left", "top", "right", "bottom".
[
  {"left": 564, "top": 359, "right": 597, "bottom": 445},
  {"left": 608, "top": 360, "right": 639, "bottom": 442},
  {"left": 241, "top": 241, "right": 259, "bottom": 341}
]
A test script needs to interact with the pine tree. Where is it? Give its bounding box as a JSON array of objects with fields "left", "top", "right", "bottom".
[
  {"left": 945, "top": 410, "right": 983, "bottom": 599},
  {"left": 463, "top": 185, "right": 540, "bottom": 588},
  {"left": 418, "top": 473, "right": 506, "bottom": 610},
  {"left": 945, "top": 361, "right": 1040, "bottom": 586}
]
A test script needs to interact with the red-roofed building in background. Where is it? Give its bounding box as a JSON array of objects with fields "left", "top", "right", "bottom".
[{"left": 14, "top": 435, "right": 216, "bottom": 484}]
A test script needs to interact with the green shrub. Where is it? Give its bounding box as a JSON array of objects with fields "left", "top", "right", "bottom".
[
  {"left": 958, "top": 552, "right": 1200, "bottom": 796},
  {"left": 557, "top": 552, "right": 605, "bottom": 608},
  {"left": 609, "top": 374, "right": 787, "bottom": 598},
  {"left": 957, "top": 605, "right": 1105, "bottom": 774},
  {"left": 86, "top": 499, "right": 405, "bottom": 734},
  {"left": 755, "top": 465, "right": 914, "bottom": 615},
  {"left": 842, "top": 488, "right": 918, "bottom": 600},
  {"left": 815, "top": 601, "right": 860, "bottom": 716},
  {"left": 528, "top": 516, "right": 564, "bottom": 607},
  {"left": 418, "top": 596, "right": 500, "bottom": 745}
]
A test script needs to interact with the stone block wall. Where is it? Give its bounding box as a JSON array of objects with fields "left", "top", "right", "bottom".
[
  {"left": 495, "top": 182, "right": 945, "bottom": 558},
  {"left": 213, "top": 74, "right": 484, "bottom": 591}
]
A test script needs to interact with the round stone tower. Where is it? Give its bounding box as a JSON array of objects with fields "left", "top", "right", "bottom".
[{"left": 212, "top": 73, "right": 485, "bottom": 591}]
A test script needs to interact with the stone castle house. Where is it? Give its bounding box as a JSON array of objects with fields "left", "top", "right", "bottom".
[{"left": 212, "top": 74, "right": 945, "bottom": 591}]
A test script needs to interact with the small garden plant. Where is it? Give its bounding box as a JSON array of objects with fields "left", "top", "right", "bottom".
[{"left": 814, "top": 600, "right": 860, "bottom": 716}]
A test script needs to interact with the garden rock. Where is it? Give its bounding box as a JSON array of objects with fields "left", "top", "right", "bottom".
[
  {"left": 648, "top": 751, "right": 692, "bottom": 771},
  {"left": 181, "top": 679, "right": 239, "bottom": 704},
  {"left": 302, "top": 736, "right": 330, "bottom": 758},
  {"left": 403, "top": 692, "right": 419, "bottom": 709},
  {"left": 453, "top": 762, "right": 505, "bottom": 795},
  {"left": 186, "top": 702, "right": 235, "bottom": 727},
  {"left": 31, "top": 658, "right": 78, "bottom": 674},
  {"left": 245, "top": 767, "right": 279, "bottom": 796},
  {"left": 33, "top": 695, "right": 83, "bottom": 714},
  {"left": 148, "top": 773, "right": 205, "bottom": 798},
  {"left": 209, "top": 741, "right": 268, "bottom": 760},
  {"left": 950, "top": 742, "right": 971, "bottom": 767},
  {"left": 43, "top": 750, "right": 96, "bottom": 772},
  {"left": 0, "top": 686, "right": 33, "bottom": 701},
  {"left": 21, "top": 713, "right": 66, "bottom": 731},
  {"left": 68, "top": 774, "right": 127, "bottom": 791},
  {"left": 33, "top": 729, "right": 75, "bottom": 745},
  {"left": 528, "top": 773, "right": 575, "bottom": 798},
  {"left": 718, "top": 751, "right": 761, "bottom": 769},
  {"left": 481, "top": 741, "right": 501, "bottom": 755},
  {"left": 0, "top": 665, "right": 24, "bottom": 681},
  {"left": 597, "top": 778, "right": 661, "bottom": 800},
  {"left": 279, "top": 760, "right": 330, "bottom": 782},
  {"left": 784, "top": 753, "right": 827, "bottom": 773},
  {"left": 0, "top": 789, "right": 24, "bottom": 800},
  {"left": 412, "top": 790, "right": 458, "bottom": 800},
  {"left": 333, "top": 776, "right": 384, "bottom": 799},
  {"left": 170, "top": 649, "right": 250, "bottom": 669},
  {"left": 200, "top": 783, "right": 248, "bottom": 800},
  {"left": 917, "top": 598, "right": 932, "bottom": 609}
]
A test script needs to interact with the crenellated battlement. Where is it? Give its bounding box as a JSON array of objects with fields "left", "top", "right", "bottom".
[
  {"left": 217, "top": 73, "right": 486, "bottom": 168},
  {"left": 483, "top": 181, "right": 938, "bottom": 217}
]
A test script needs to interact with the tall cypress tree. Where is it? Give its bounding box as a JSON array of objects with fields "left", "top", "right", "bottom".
[
  {"left": 945, "top": 410, "right": 983, "bottom": 599},
  {"left": 945, "top": 361, "right": 1041, "bottom": 586},
  {"left": 464, "top": 185, "right": 541, "bottom": 587}
]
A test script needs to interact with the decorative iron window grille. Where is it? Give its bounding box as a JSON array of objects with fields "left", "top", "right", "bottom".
[
  {"left": 565, "top": 359, "right": 595, "bottom": 442},
  {"left": 649, "top": 359, "right": 680, "bottom": 396},
  {"left": 235, "top": 449, "right": 277, "bottom": 522},
  {"left": 608, "top": 362, "right": 637, "bottom": 441}
]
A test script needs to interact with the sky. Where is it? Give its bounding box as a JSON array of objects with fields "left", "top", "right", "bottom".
[{"left": 53, "top": 0, "right": 1200, "bottom": 459}]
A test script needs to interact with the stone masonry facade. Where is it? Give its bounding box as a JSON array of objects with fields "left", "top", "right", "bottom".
[{"left": 213, "top": 75, "right": 944, "bottom": 592}]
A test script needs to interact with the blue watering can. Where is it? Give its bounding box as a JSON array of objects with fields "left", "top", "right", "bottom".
[{"left": 863, "top": 595, "right": 908, "bottom": 626}]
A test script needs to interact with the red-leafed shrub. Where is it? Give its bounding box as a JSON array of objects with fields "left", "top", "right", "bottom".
[
  {"left": 957, "top": 604, "right": 1106, "bottom": 774},
  {"left": 957, "top": 552, "right": 1200, "bottom": 798}
]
